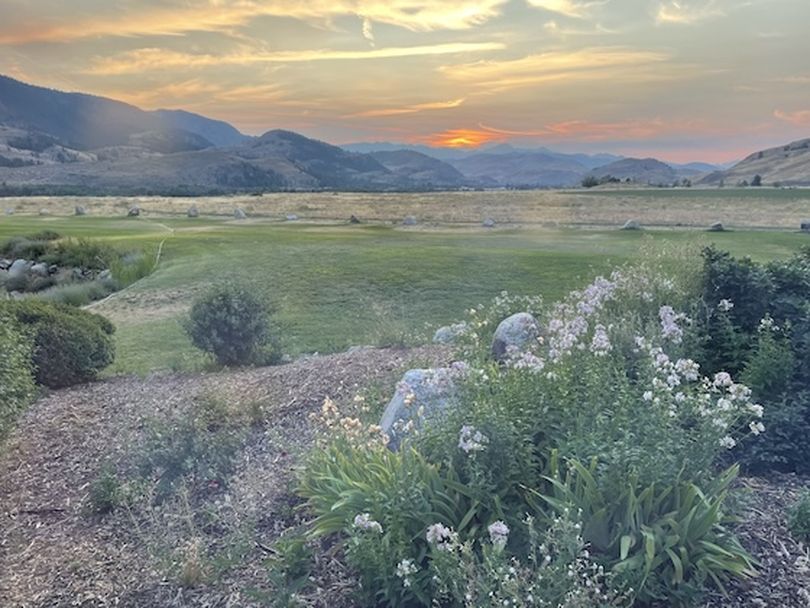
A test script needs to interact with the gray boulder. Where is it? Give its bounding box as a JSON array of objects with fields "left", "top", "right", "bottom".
[
  {"left": 8, "top": 259, "right": 31, "bottom": 278},
  {"left": 38, "top": 209, "right": 50, "bottom": 216},
  {"left": 402, "top": 216, "right": 418, "bottom": 226},
  {"left": 4, "top": 208, "right": 14, "bottom": 216},
  {"left": 380, "top": 365, "right": 467, "bottom": 450},
  {"left": 708, "top": 222, "right": 725, "bottom": 232},
  {"left": 30, "top": 263, "right": 49, "bottom": 277},
  {"left": 433, "top": 322, "right": 469, "bottom": 345},
  {"left": 99, "top": 269, "right": 112, "bottom": 281},
  {"left": 285, "top": 214, "right": 299, "bottom": 221},
  {"left": 622, "top": 219, "right": 641, "bottom": 230},
  {"left": 349, "top": 215, "right": 361, "bottom": 224},
  {"left": 127, "top": 206, "right": 140, "bottom": 217},
  {"left": 491, "top": 312, "right": 542, "bottom": 361},
  {"left": 74, "top": 205, "right": 87, "bottom": 216},
  {"left": 0, "top": 259, "right": 10, "bottom": 270},
  {"left": 801, "top": 220, "right": 810, "bottom": 232},
  {"left": 234, "top": 208, "right": 247, "bottom": 219},
  {"left": 482, "top": 217, "right": 496, "bottom": 228},
  {"left": 187, "top": 206, "right": 200, "bottom": 218}
]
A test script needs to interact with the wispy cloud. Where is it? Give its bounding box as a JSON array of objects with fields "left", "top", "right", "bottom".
[
  {"left": 439, "top": 47, "right": 670, "bottom": 91},
  {"left": 361, "top": 16, "right": 375, "bottom": 46},
  {"left": 655, "top": 1, "right": 725, "bottom": 25},
  {"left": 85, "top": 42, "right": 506, "bottom": 75},
  {"left": 0, "top": 1, "right": 508, "bottom": 45},
  {"left": 774, "top": 109, "right": 810, "bottom": 126},
  {"left": 349, "top": 99, "right": 465, "bottom": 118},
  {"left": 526, "top": 1, "right": 604, "bottom": 19}
]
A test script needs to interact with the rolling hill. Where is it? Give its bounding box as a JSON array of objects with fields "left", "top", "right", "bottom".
[{"left": 700, "top": 138, "right": 810, "bottom": 186}]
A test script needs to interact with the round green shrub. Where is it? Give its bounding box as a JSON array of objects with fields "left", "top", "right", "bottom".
[
  {"left": 0, "top": 300, "right": 116, "bottom": 388},
  {"left": 0, "top": 310, "right": 36, "bottom": 437},
  {"left": 184, "top": 283, "right": 277, "bottom": 366}
]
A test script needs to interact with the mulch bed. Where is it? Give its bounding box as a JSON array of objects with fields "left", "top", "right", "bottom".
[{"left": 1, "top": 345, "right": 809, "bottom": 607}]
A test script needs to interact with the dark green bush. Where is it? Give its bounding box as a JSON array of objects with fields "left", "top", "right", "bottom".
[
  {"left": 788, "top": 490, "right": 810, "bottom": 541},
  {"left": 184, "top": 283, "right": 279, "bottom": 366},
  {"left": 0, "top": 299, "right": 115, "bottom": 388},
  {"left": 0, "top": 311, "right": 36, "bottom": 438}
]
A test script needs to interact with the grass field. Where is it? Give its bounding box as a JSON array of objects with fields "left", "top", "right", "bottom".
[{"left": 2, "top": 189, "right": 809, "bottom": 374}]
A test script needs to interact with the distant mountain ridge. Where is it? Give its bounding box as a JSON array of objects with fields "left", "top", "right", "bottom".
[{"left": 700, "top": 138, "right": 810, "bottom": 186}]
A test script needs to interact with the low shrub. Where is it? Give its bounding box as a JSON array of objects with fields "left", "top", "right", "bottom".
[
  {"left": 788, "top": 491, "right": 810, "bottom": 542},
  {"left": 184, "top": 283, "right": 280, "bottom": 366},
  {"left": 37, "top": 279, "right": 116, "bottom": 306},
  {"left": 0, "top": 299, "right": 115, "bottom": 388},
  {"left": 0, "top": 311, "right": 36, "bottom": 438}
]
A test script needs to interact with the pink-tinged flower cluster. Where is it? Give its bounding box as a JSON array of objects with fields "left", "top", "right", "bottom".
[
  {"left": 487, "top": 520, "right": 510, "bottom": 549},
  {"left": 504, "top": 345, "right": 546, "bottom": 373},
  {"left": 659, "top": 305, "right": 688, "bottom": 344},
  {"left": 590, "top": 324, "right": 612, "bottom": 357}
]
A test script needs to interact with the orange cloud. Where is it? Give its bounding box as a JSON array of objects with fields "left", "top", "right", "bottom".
[
  {"left": 0, "top": 1, "right": 508, "bottom": 45},
  {"left": 415, "top": 128, "right": 507, "bottom": 148},
  {"left": 85, "top": 43, "right": 505, "bottom": 75},
  {"left": 349, "top": 98, "right": 465, "bottom": 118},
  {"left": 774, "top": 109, "right": 810, "bottom": 126}
]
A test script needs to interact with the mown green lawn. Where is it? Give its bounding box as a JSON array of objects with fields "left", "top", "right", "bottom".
[{"left": 1, "top": 213, "right": 808, "bottom": 374}]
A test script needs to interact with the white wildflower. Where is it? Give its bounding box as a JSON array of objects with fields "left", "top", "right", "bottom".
[
  {"left": 488, "top": 520, "right": 510, "bottom": 549},
  {"left": 718, "top": 299, "right": 734, "bottom": 312},
  {"left": 353, "top": 513, "right": 383, "bottom": 534}
]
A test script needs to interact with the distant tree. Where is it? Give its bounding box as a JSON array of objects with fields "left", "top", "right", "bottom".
[
  {"left": 581, "top": 175, "right": 599, "bottom": 188},
  {"left": 751, "top": 174, "right": 763, "bottom": 187}
]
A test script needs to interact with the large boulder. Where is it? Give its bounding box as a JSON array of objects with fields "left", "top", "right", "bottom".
[
  {"left": 38, "top": 209, "right": 50, "bottom": 216},
  {"left": 74, "top": 205, "right": 87, "bottom": 216},
  {"left": 285, "top": 214, "right": 299, "bottom": 221},
  {"left": 380, "top": 365, "right": 467, "bottom": 450},
  {"left": 491, "top": 312, "right": 542, "bottom": 361},
  {"left": 8, "top": 259, "right": 31, "bottom": 278},
  {"left": 622, "top": 219, "right": 641, "bottom": 230},
  {"left": 234, "top": 208, "right": 247, "bottom": 219},
  {"left": 349, "top": 214, "right": 361, "bottom": 224},
  {"left": 402, "top": 216, "right": 418, "bottom": 226},
  {"left": 801, "top": 220, "right": 810, "bottom": 233},
  {"left": 708, "top": 222, "right": 725, "bottom": 232},
  {"left": 187, "top": 206, "right": 200, "bottom": 218},
  {"left": 482, "top": 217, "right": 496, "bottom": 228},
  {"left": 30, "top": 263, "right": 49, "bottom": 277},
  {"left": 433, "top": 322, "right": 468, "bottom": 345},
  {"left": 127, "top": 206, "right": 140, "bottom": 217},
  {"left": 4, "top": 208, "right": 14, "bottom": 215}
]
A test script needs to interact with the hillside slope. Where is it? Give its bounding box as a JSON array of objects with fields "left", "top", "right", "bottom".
[{"left": 701, "top": 138, "right": 810, "bottom": 186}]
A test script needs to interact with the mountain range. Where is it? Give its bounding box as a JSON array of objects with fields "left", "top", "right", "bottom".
[{"left": 0, "top": 75, "right": 807, "bottom": 195}]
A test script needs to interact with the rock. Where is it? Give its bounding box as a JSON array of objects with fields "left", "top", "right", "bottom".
[
  {"left": 491, "top": 312, "right": 542, "bottom": 362},
  {"left": 622, "top": 219, "right": 641, "bottom": 230},
  {"left": 30, "top": 263, "right": 49, "bottom": 277},
  {"left": 801, "top": 220, "right": 810, "bottom": 232},
  {"left": 482, "top": 217, "right": 496, "bottom": 228},
  {"left": 48, "top": 264, "right": 58, "bottom": 275},
  {"left": 4, "top": 208, "right": 14, "bottom": 216},
  {"left": 99, "top": 269, "right": 112, "bottom": 281},
  {"left": 8, "top": 259, "right": 31, "bottom": 278},
  {"left": 380, "top": 365, "right": 467, "bottom": 450},
  {"left": 708, "top": 222, "right": 725, "bottom": 232},
  {"left": 433, "top": 322, "right": 469, "bottom": 345},
  {"left": 39, "top": 209, "right": 50, "bottom": 216},
  {"left": 187, "top": 206, "right": 200, "bottom": 218},
  {"left": 349, "top": 215, "right": 361, "bottom": 224},
  {"left": 127, "top": 206, "right": 140, "bottom": 217},
  {"left": 346, "top": 345, "right": 375, "bottom": 354},
  {"left": 234, "top": 208, "right": 247, "bottom": 219},
  {"left": 74, "top": 205, "right": 87, "bottom": 216},
  {"left": 402, "top": 216, "right": 418, "bottom": 226},
  {"left": 285, "top": 214, "right": 299, "bottom": 221},
  {"left": 0, "top": 258, "right": 11, "bottom": 271}
]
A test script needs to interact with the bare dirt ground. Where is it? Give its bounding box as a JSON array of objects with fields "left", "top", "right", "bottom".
[{"left": 1, "top": 345, "right": 808, "bottom": 608}]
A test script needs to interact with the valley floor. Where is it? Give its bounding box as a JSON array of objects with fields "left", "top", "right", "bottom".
[{"left": 0, "top": 347, "right": 808, "bottom": 608}]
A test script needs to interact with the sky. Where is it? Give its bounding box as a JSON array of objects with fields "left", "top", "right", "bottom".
[{"left": 1, "top": 0, "right": 809, "bottom": 163}]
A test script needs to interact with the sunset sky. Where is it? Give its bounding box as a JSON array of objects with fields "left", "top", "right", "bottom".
[{"left": 1, "top": 0, "right": 809, "bottom": 162}]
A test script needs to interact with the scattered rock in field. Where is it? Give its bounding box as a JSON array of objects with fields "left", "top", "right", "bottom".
[
  {"left": 99, "top": 269, "right": 112, "bottom": 281},
  {"left": 381, "top": 364, "right": 468, "bottom": 450},
  {"left": 30, "top": 263, "right": 49, "bottom": 278},
  {"left": 286, "top": 214, "right": 299, "bottom": 221},
  {"left": 74, "top": 205, "right": 87, "bottom": 216},
  {"left": 8, "top": 259, "right": 31, "bottom": 278},
  {"left": 234, "top": 208, "right": 247, "bottom": 219},
  {"left": 4, "top": 208, "right": 13, "bottom": 215},
  {"left": 48, "top": 264, "right": 58, "bottom": 275},
  {"left": 402, "top": 216, "right": 418, "bottom": 226},
  {"left": 127, "top": 206, "right": 140, "bottom": 217},
  {"left": 349, "top": 214, "right": 361, "bottom": 224},
  {"left": 491, "top": 312, "right": 542, "bottom": 362},
  {"left": 39, "top": 209, "right": 50, "bottom": 216},
  {"left": 482, "top": 217, "right": 496, "bottom": 228},
  {"left": 346, "top": 345, "right": 375, "bottom": 354},
  {"left": 433, "top": 323, "right": 469, "bottom": 345},
  {"left": 801, "top": 220, "right": 810, "bottom": 232},
  {"left": 0, "top": 258, "right": 11, "bottom": 271},
  {"left": 708, "top": 222, "right": 726, "bottom": 232},
  {"left": 622, "top": 219, "right": 641, "bottom": 230},
  {"left": 187, "top": 205, "right": 199, "bottom": 218}
]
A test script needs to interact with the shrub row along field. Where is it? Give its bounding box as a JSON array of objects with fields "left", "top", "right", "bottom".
[{"left": 1, "top": 206, "right": 809, "bottom": 375}]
